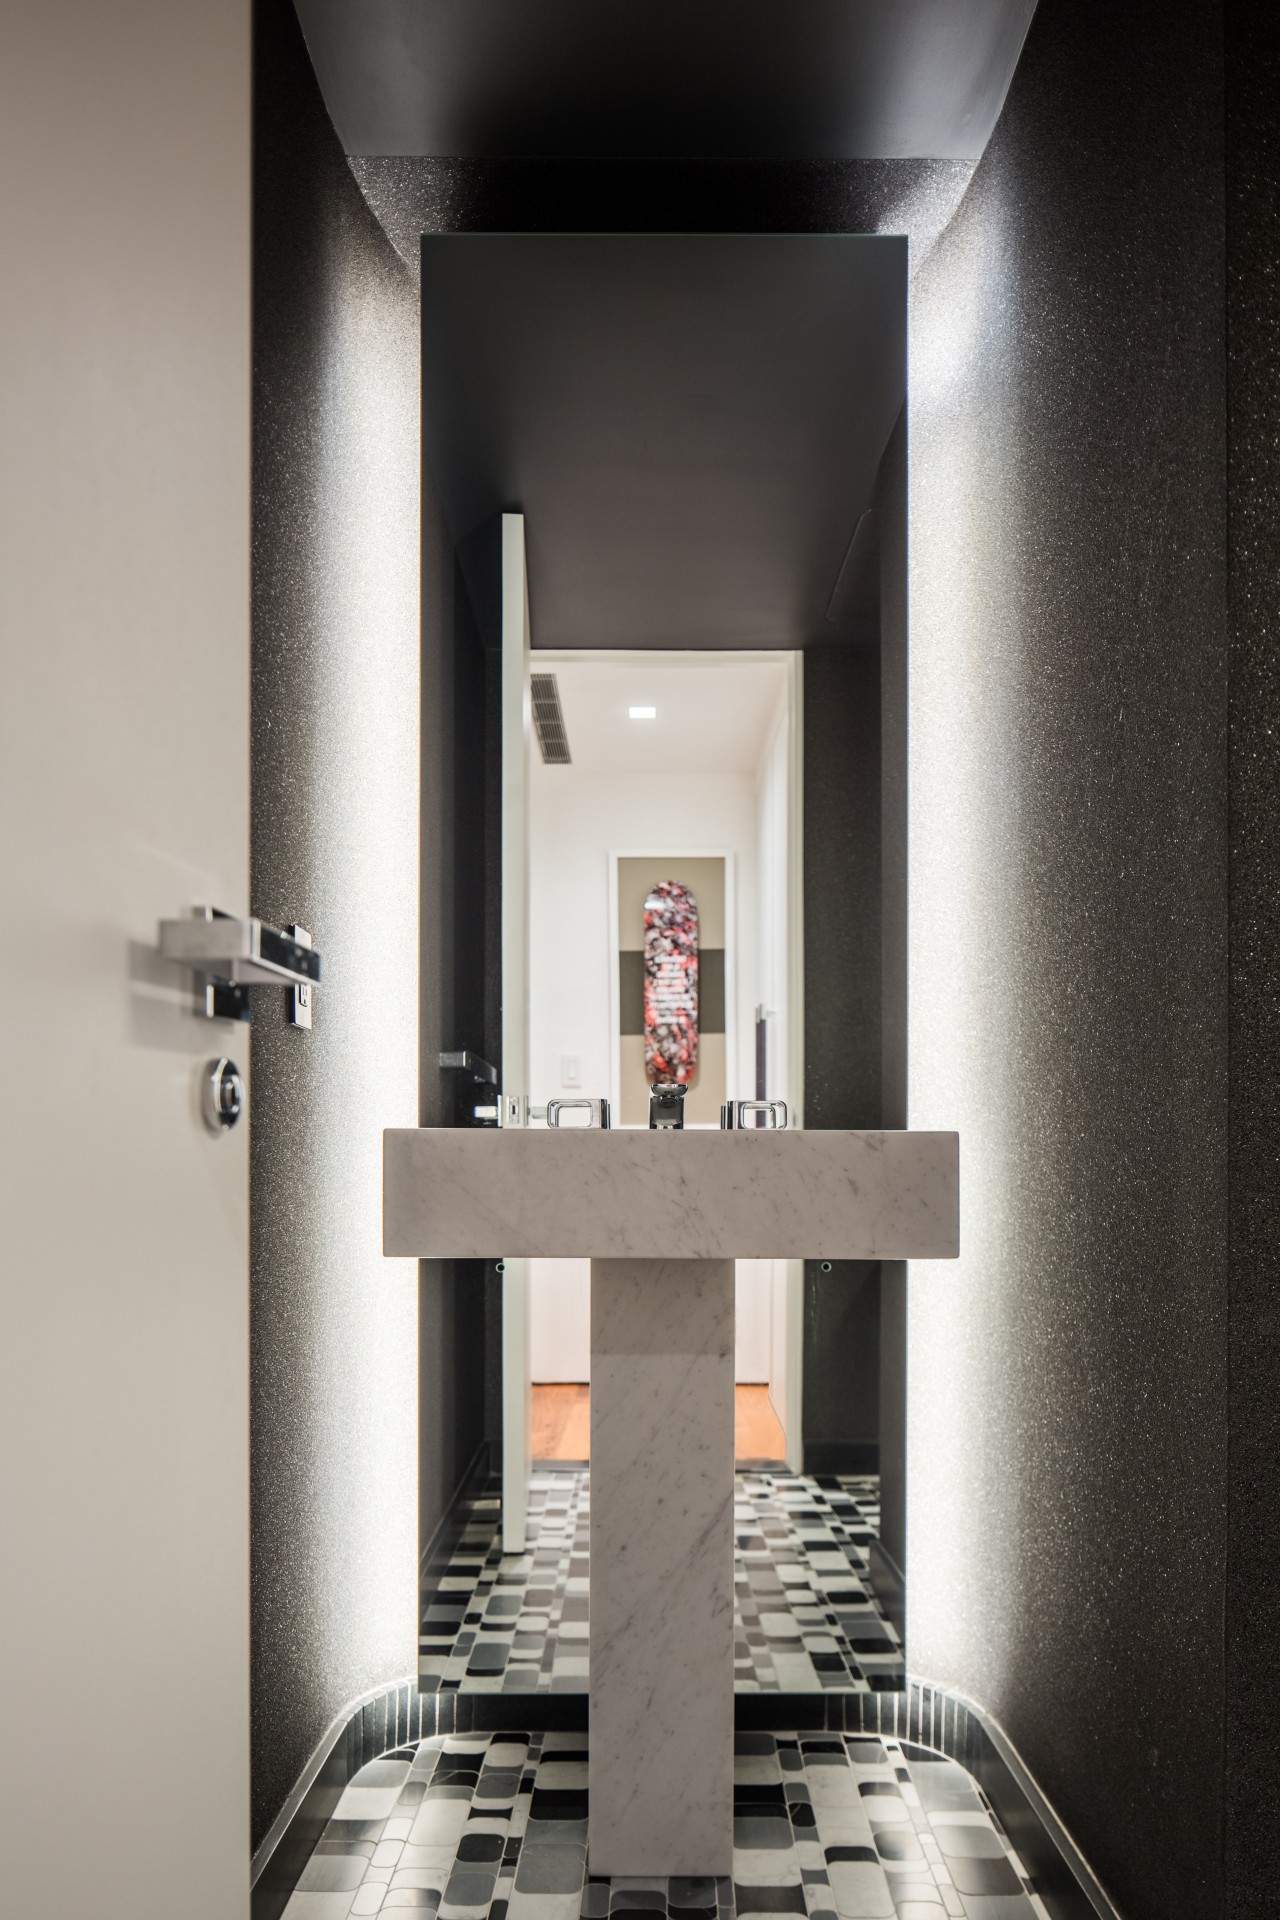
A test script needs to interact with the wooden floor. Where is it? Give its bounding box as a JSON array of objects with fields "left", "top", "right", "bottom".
[{"left": 531, "top": 1382, "right": 786, "bottom": 1463}]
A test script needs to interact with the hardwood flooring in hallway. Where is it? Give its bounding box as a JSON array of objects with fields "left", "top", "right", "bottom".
[{"left": 532, "top": 1383, "right": 786, "bottom": 1462}]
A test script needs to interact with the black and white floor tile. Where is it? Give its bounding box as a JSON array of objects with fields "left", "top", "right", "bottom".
[
  {"left": 420, "top": 1472, "right": 903, "bottom": 1695},
  {"left": 282, "top": 1729, "right": 1050, "bottom": 1919}
]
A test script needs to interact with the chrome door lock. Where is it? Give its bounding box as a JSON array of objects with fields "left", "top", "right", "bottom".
[
  {"left": 202, "top": 1057, "right": 244, "bottom": 1133},
  {"left": 159, "top": 907, "right": 321, "bottom": 1028},
  {"left": 287, "top": 926, "right": 313, "bottom": 1029}
]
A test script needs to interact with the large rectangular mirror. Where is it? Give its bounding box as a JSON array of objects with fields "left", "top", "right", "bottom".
[{"left": 417, "top": 233, "right": 907, "bottom": 1701}]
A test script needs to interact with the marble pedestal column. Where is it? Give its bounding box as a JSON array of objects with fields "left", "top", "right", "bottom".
[{"left": 589, "top": 1258, "right": 735, "bottom": 1877}]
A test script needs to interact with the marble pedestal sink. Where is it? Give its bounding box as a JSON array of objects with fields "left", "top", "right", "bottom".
[{"left": 384, "top": 1128, "right": 959, "bottom": 1877}]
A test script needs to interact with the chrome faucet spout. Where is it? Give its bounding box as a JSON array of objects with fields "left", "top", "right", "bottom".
[{"left": 648, "top": 1082, "right": 687, "bottom": 1129}]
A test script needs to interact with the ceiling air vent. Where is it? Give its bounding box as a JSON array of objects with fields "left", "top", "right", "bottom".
[{"left": 531, "top": 673, "right": 571, "bottom": 765}]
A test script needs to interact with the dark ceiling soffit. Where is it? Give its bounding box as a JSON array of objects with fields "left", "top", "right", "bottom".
[
  {"left": 423, "top": 234, "right": 905, "bottom": 653},
  {"left": 294, "top": 0, "right": 1039, "bottom": 163}
]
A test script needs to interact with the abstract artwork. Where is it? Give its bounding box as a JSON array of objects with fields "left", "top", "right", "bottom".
[{"left": 643, "top": 880, "right": 699, "bottom": 1084}]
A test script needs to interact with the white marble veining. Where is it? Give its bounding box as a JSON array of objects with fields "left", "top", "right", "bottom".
[
  {"left": 383, "top": 1128, "right": 959, "bottom": 1261},
  {"left": 589, "top": 1258, "right": 735, "bottom": 1876}
]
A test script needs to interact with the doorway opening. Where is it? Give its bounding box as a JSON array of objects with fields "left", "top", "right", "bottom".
[{"left": 523, "top": 650, "right": 804, "bottom": 1469}]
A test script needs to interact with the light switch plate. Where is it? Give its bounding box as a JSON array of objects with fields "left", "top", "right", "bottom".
[{"left": 561, "top": 1053, "right": 582, "bottom": 1087}]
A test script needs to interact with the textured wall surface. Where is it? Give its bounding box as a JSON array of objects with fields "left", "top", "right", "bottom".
[
  {"left": 250, "top": 0, "right": 420, "bottom": 1850},
  {"left": 905, "top": 4, "right": 1228, "bottom": 1918},
  {"left": 1225, "top": 7, "right": 1280, "bottom": 1913}
]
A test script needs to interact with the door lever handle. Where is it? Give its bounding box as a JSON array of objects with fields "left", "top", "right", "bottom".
[{"left": 438, "top": 1051, "right": 498, "bottom": 1085}]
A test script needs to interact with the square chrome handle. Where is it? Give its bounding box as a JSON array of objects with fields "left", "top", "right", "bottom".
[
  {"left": 546, "top": 1097, "right": 611, "bottom": 1130},
  {"left": 720, "top": 1099, "right": 788, "bottom": 1130}
]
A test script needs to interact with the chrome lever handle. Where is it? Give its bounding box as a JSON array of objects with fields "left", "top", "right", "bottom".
[
  {"left": 546, "top": 1097, "right": 611, "bottom": 1130},
  {"left": 720, "top": 1099, "right": 788, "bottom": 1130}
]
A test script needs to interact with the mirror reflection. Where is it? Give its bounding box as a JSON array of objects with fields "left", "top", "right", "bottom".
[{"left": 418, "top": 233, "right": 907, "bottom": 1698}]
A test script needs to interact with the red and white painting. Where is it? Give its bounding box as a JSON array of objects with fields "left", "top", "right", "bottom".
[{"left": 643, "top": 879, "right": 699, "bottom": 1085}]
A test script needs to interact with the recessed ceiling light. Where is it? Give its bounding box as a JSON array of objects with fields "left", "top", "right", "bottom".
[{"left": 629, "top": 705, "right": 657, "bottom": 720}]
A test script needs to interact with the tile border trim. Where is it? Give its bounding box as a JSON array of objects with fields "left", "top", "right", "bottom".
[{"left": 250, "top": 1673, "right": 1121, "bottom": 1920}]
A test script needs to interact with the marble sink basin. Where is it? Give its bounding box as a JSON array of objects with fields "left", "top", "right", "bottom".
[{"left": 383, "top": 1126, "right": 959, "bottom": 1261}]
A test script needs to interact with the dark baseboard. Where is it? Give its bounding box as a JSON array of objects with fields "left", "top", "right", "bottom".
[
  {"left": 866, "top": 1536, "right": 906, "bottom": 1640},
  {"left": 803, "top": 1440, "right": 880, "bottom": 1474},
  {"left": 254, "top": 1675, "right": 1117, "bottom": 1920},
  {"left": 421, "top": 1439, "right": 492, "bottom": 1591}
]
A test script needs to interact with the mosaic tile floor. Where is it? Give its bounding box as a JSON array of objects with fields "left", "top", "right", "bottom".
[
  {"left": 282, "top": 1729, "right": 1050, "bottom": 1919},
  {"left": 421, "top": 1471, "right": 904, "bottom": 1695}
]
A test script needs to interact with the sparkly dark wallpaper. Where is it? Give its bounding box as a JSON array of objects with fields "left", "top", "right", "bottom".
[
  {"left": 1225, "top": 6, "right": 1280, "bottom": 1915},
  {"left": 904, "top": 4, "right": 1229, "bottom": 1919},
  {"left": 251, "top": 0, "right": 421, "bottom": 1853}
]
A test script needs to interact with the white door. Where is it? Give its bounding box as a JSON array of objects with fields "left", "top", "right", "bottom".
[
  {"left": 1, "top": 7, "right": 252, "bottom": 1910},
  {"left": 501, "top": 514, "right": 533, "bottom": 1550}
]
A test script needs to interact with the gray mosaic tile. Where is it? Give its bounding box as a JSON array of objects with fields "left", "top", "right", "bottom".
[
  {"left": 421, "top": 1472, "right": 902, "bottom": 1694},
  {"left": 282, "top": 1735, "right": 1049, "bottom": 1920}
]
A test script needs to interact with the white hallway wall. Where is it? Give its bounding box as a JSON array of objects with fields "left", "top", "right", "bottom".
[
  {"left": 0, "top": 4, "right": 252, "bottom": 1915},
  {"left": 527, "top": 762, "right": 764, "bottom": 1381}
]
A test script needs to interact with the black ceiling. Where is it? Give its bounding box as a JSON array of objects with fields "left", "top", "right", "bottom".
[
  {"left": 420, "top": 234, "right": 905, "bottom": 651},
  {"left": 295, "top": 0, "right": 1037, "bottom": 161}
]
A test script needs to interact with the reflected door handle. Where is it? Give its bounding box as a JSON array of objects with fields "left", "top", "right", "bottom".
[{"left": 438, "top": 1051, "right": 498, "bottom": 1085}]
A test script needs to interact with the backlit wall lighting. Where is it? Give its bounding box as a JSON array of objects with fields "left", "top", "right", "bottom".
[{"left": 629, "top": 705, "right": 657, "bottom": 719}]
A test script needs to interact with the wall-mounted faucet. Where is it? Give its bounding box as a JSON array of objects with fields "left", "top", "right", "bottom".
[{"left": 649, "top": 1083, "right": 687, "bottom": 1129}]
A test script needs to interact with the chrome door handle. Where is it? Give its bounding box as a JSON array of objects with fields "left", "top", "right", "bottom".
[
  {"left": 546, "top": 1097, "right": 611, "bottom": 1130},
  {"left": 720, "top": 1099, "right": 788, "bottom": 1130}
]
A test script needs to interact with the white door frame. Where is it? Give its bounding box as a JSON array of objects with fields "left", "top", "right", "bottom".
[
  {"left": 500, "top": 513, "right": 532, "bottom": 1551},
  {"left": 515, "top": 645, "right": 806, "bottom": 1474}
]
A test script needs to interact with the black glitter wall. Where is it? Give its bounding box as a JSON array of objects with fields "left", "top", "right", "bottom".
[
  {"left": 1224, "top": 6, "right": 1280, "bottom": 1915},
  {"left": 904, "top": 5, "right": 1229, "bottom": 1919},
  {"left": 251, "top": 0, "right": 421, "bottom": 1853}
]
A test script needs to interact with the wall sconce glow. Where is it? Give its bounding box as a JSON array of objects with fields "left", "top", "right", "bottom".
[{"left": 629, "top": 705, "right": 657, "bottom": 720}]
